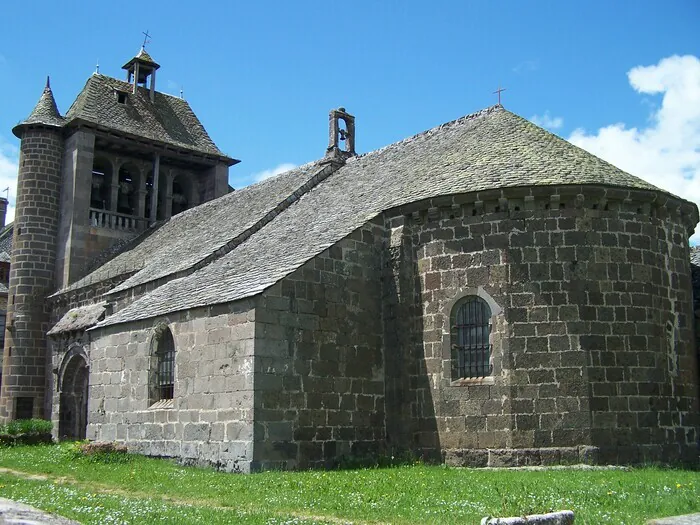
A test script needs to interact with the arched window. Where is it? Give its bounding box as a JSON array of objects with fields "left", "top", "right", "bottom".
[
  {"left": 154, "top": 326, "right": 175, "bottom": 401},
  {"left": 451, "top": 296, "right": 492, "bottom": 379}
]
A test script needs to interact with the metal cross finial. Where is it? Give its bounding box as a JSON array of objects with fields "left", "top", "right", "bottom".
[
  {"left": 493, "top": 84, "right": 506, "bottom": 105},
  {"left": 2, "top": 187, "right": 9, "bottom": 200},
  {"left": 142, "top": 30, "right": 152, "bottom": 48}
]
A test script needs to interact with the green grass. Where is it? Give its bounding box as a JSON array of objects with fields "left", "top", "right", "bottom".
[{"left": 0, "top": 443, "right": 698, "bottom": 524}]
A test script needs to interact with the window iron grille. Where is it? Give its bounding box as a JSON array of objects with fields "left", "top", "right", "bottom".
[
  {"left": 452, "top": 296, "right": 492, "bottom": 379},
  {"left": 157, "top": 330, "right": 175, "bottom": 400}
]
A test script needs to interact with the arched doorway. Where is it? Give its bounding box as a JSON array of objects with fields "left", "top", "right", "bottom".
[{"left": 58, "top": 350, "right": 89, "bottom": 440}]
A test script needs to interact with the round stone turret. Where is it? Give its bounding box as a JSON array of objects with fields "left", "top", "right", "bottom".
[{"left": 0, "top": 79, "right": 64, "bottom": 420}]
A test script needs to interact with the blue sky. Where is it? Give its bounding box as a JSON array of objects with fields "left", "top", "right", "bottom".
[{"left": 1, "top": 1, "right": 699, "bottom": 242}]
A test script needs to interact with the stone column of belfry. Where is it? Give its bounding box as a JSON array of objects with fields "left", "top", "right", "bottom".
[{"left": 0, "top": 124, "right": 63, "bottom": 421}]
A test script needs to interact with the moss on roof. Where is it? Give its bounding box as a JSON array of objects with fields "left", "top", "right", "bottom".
[
  {"left": 96, "top": 106, "right": 699, "bottom": 327},
  {"left": 64, "top": 74, "right": 233, "bottom": 162},
  {"left": 13, "top": 82, "right": 64, "bottom": 136}
]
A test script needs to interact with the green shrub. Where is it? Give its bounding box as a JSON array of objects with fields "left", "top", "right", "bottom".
[{"left": 0, "top": 419, "right": 53, "bottom": 436}]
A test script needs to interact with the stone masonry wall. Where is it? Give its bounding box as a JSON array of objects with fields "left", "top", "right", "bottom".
[
  {"left": 253, "top": 219, "right": 386, "bottom": 470},
  {"left": 583, "top": 218, "right": 697, "bottom": 465},
  {"left": 0, "top": 127, "right": 63, "bottom": 420},
  {"left": 86, "top": 299, "right": 257, "bottom": 472},
  {"left": 55, "top": 130, "right": 94, "bottom": 290},
  {"left": 386, "top": 184, "right": 698, "bottom": 466}
]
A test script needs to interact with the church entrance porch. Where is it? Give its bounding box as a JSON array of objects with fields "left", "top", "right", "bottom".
[{"left": 58, "top": 352, "right": 89, "bottom": 440}]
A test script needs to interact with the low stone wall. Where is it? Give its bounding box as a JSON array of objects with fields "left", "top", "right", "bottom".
[{"left": 445, "top": 446, "right": 600, "bottom": 467}]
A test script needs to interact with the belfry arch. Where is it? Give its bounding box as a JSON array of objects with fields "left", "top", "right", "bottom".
[
  {"left": 90, "top": 157, "right": 113, "bottom": 210},
  {"left": 58, "top": 347, "right": 89, "bottom": 439},
  {"left": 171, "top": 173, "right": 192, "bottom": 216},
  {"left": 117, "top": 163, "right": 141, "bottom": 216}
]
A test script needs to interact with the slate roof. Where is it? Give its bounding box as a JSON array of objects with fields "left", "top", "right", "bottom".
[
  {"left": 59, "top": 161, "right": 327, "bottom": 295},
  {"left": 122, "top": 47, "right": 160, "bottom": 70},
  {"left": 13, "top": 80, "right": 64, "bottom": 136},
  {"left": 0, "top": 224, "right": 13, "bottom": 262},
  {"left": 48, "top": 303, "right": 107, "bottom": 335},
  {"left": 64, "top": 74, "right": 234, "bottom": 162},
  {"left": 96, "top": 106, "right": 698, "bottom": 328},
  {"left": 691, "top": 246, "right": 700, "bottom": 313}
]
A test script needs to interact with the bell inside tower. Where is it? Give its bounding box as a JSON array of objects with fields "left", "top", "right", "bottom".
[
  {"left": 90, "top": 158, "right": 112, "bottom": 210},
  {"left": 325, "top": 107, "right": 356, "bottom": 161}
]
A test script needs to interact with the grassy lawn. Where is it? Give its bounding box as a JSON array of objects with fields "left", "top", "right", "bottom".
[{"left": 0, "top": 443, "right": 698, "bottom": 524}]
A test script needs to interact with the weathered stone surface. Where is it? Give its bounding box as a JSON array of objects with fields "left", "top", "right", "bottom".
[
  {"left": 481, "top": 510, "right": 575, "bottom": 525},
  {"left": 84, "top": 301, "right": 257, "bottom": 472},
  {"left": 0, "top": 497, "right": 79, "bottom": 525},
  {"left": 253, "top": 221, "right": 386, "bottom": 470},
  {"left": 647, "top": 513, "right": 700, "bottom": 525},
  {"left": 0, "top": 126, "right": 63, "bottom": 420},
  {"left": 385, "top": 185, "right": 698, "bottom": 466}
]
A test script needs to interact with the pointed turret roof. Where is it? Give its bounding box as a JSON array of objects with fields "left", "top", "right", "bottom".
[
  {"left": 13, "top": 77, "right": 64, "bottom": 137},
  {"left": 122, "top": 46, "right": 160, "bottom": 71}
]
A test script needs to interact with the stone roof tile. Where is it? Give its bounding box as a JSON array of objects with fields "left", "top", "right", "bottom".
[
  {"left": 691, "top": 246, "right": 700, "bottom": 312},
  {"left": 59, "top": 161, "right": 326, "bottom": 295},
  {"left": 48, "top": 303, "right": 106, "bottom": 335},
  {"left": 0, "top": 225, "right": 12, "bottom": 257},
  {"left": 13, "top": 80, "right": 64, "bottom": 136},
  {"left": 98, "top": 106, "right": 699, "bottom": 328},
  {"left": 691, "top": 246, "right": 700, "bottom": 267},
  {"left": 64, "top": 74, "right": 233, "bottom": 162},
  {"left": 122, "top": 47, "right": 160, "bottom": 70}
]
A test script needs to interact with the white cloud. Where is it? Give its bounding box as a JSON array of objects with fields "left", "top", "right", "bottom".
[
  {"left": 0, "top": 137, "right": 18, "bottom": 224},
  {"left": 568, "top": 55, "right": 700, "bottom": 244},
  {"left": 512, "top": 59, "right": 539, "bottom": 74},
  {"left": 531, "top": 111, "right": 564, "bottom": 130},
  {"left": 250, "top": 163, "right": 297, "bottom": 183}
]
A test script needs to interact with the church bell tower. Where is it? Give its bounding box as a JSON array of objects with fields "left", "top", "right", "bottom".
[{"left": 0, "top": 45, "right": 237, "bottom": 422}]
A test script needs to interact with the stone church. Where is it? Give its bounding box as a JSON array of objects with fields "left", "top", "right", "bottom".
[{"left": 0, "top": 47, "right": 698, "bottom": 472}]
